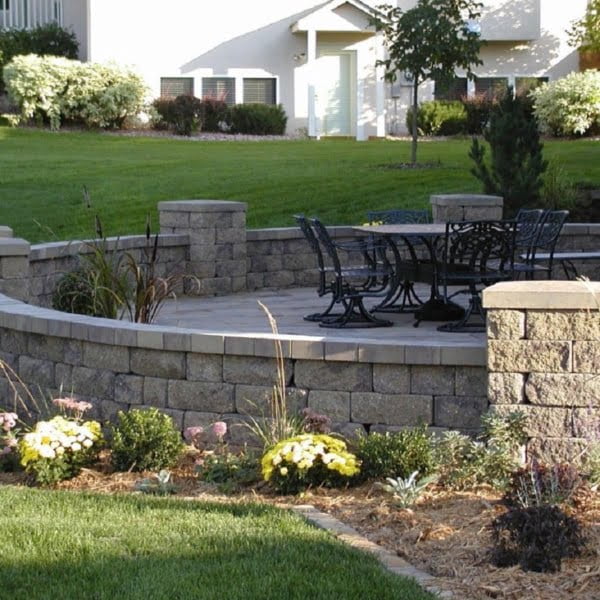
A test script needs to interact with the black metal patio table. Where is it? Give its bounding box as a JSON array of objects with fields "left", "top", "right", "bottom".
[{"left": 353, "top": 224, "right": 465, "bottom": 324}]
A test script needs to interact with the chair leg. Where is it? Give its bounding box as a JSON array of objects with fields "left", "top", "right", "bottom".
[
  {"left": 373, "top": 278, "right": 424, "bottom": 313},
  {"left": 303, "top": 294, "right": 346, "bottom": 322},
  {"left": 437, "top": 294, "right": 486, "bottom": 333},
  {"left": 319, "top": 295, "right": 393, "bottom": 329}
]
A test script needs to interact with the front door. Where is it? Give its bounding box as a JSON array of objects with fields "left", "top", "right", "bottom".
[{"left": 316, "top": 52, "right": 353, "bottom": 136}]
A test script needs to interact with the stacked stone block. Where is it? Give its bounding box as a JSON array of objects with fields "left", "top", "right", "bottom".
[
  {"left": 0, "top": 238, "right": 30, "bottom": 302},
  {"left": 159, "top": 200, "right": 247, "bottom": 296},
  {"left": 483, "top": 280, "right": 600, "bottom": 463},
  {"left": 430, "top": 194, "right": 504, "bottom": 223}
]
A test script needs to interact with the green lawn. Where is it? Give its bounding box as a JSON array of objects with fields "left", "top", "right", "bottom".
[
  {"left": 0, "top": 486, "right": 433, "bottom": 600},
  {"left": 1, "top": 127, "right": 598, "bottom": 243}
]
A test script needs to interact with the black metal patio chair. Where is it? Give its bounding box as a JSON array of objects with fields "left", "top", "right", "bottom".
[
  {"left": 309, "top": 218, "right": 394, "bottom": 328},
  {"left": 436, "top": 220, "right": 517, "bottom": 333},
  {"left": 365, "top": 209, "right": 431, "bottom": 313},
  {"left": 513, "top": 210, "right": 569, "bottom": 279}
]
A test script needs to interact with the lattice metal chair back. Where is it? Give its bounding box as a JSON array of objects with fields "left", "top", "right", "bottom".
[
  {"left": 438, "top": 220, "right": 517, "bottom": 332},
  {"left": 366, "top": 209, "right": 432, "bottom": 225},
  {"left": 515, "top": 208, "right": 544, "bottom": 251},
  {"left": 310, "top": 218, "right": 393, "bottom": 328}
]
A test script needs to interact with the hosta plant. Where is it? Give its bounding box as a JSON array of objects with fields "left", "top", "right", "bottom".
[
  {"left": 19, "top": 416, "right": 102, "bottom": 485},
  {"left": 261, "top": 434, "right": 360, "bottom": 494},
  {"left": 376, "top": 470, "right": 438, "bottom": 509}
]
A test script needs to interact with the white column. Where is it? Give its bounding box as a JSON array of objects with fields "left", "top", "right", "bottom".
[
  {"left": 375, "top": 34, "right": 386, "bottom": 139},
  {"left": 307, "top": 29, "right": 318, "bottom": 139}
]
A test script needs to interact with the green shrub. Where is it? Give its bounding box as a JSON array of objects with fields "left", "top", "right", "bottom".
[
  {"left": 110, "top": 408, "right": 184, "bottom": 472},
  {"left": 152, "top": 95, "right": 203, "bottom": 136},
  {"left": 405, "top": 100, "right": 466, "bottom": 136},
  {"left": 196, "top": 450, "right": 261, "bottom": 493},
  {"left": 4, "top": 54, "right": 147, "bottom": 130},
  {"left": 200, "top": 98, "right": 230, "bottom": 132},
  {"left": 52, "top": 268, "right": 99, "bottom": 316},
  {"left": 229, "top": 103, "right": 287, "bottom": 135},
  {"left": 0, "top": 23, "right": 78, "bottom": 93},
  {"left": 354, "top": 425, "right": 436, "bottom": 482},
  {"left": 461, "top": 94, "right": 494, "bottom": 134},
  {"left": 531, "top": 70, "right": 600, "bottom": 137}
]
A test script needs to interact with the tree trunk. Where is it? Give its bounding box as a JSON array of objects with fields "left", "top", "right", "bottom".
[{"left": 411, "top": 79, "right": 419, "bottom": 165}]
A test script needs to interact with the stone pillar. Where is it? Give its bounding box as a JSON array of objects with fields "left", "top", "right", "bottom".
[
  {"left": 158, "top": 200, "right": 247, "bottom": 296},
  {"left": 483, "top": 280, "right": 600, "bottom": 464},
  {"left": 430, "top": 194, "right": 503, "bottom": 223},
  {"left": 0, "top": 238, "right": 30, "bottom": 301}
]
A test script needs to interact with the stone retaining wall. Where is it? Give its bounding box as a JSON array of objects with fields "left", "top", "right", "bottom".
[
  {"left": 0, "top": 293, "right": 487, "bottom": 441},
  {"left": 483, "top": 280, "right": 600, "bottom": 463}
]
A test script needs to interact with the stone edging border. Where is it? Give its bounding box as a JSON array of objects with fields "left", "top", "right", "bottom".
[{"left": 290, "top": 504, "right": 453, "bottom": 599}]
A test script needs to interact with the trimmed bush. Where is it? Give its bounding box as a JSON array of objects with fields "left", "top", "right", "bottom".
[
  {"left": 110, "top": 408, "right": 184, "bottom": 472},
  {"left": 229, "top": 103, "right": 287, "bottom": 135},
  {"left": 531, "top": 70, "right": 600, "bottom": 137},
  {"left": 461, "top": 94, "right": 494, "bottom": 134},
  {"left": 152, "top": 95, "right": 203, "bottom": 136},
  {"left": 405, "top": 100, "right": 466, "bottom": 136},
  {"left": 200, "top": 98, "right": 230, "bottom": 132},
  {"left": 4, "top": 54, "right": 147, "bottom": 129}
]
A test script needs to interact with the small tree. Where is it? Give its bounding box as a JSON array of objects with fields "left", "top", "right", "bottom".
[
  {"left": 469, "top": 90, "right": 548, "bottom": 217},
  {"left": 567, "top": 0, "right": 600, "bottom": 52},
  {"left": 373, "top": 0, "right": 483, "bottom": 164}
]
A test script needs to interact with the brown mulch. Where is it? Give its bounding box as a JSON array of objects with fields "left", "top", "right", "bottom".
[{"left": 2, "top": 452, "right": 599, "bottom": 600}]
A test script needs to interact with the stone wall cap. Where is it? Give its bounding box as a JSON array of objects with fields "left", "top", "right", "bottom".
[
  {"left": 0, "top": 238, "right": 30, "bottom": 256},
  {"left": 430, "top": 194, "right": 503, "bottom": 207},
  {"left": 0, "top": 226, "right": 13, "bottom": 238},
  {"left": 158, "top": 200, "right": 247, "bottom": 212},
  {"left": 483, "top": 280, "right": 600, "bottom": 310}
]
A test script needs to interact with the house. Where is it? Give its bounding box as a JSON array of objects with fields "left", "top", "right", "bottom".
[{"left": 1, "top": 0, "right": 590, "bottom": 138}]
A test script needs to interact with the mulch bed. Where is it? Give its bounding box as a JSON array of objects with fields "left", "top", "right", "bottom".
[{"left": 2, "top": 452, "right": 599, "bottom": 600}]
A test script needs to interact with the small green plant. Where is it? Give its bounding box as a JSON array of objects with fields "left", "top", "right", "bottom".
[
  {"left": 491, "top": 505, "right": 586, "bottom": 572},
  {"left": 152, "top": 95, "right": 203, "bottom": 136},
  {"left": 110, "top": 408, "right": 184, "bottom": 472},
  {"left": 376, "top": 470, "right": 438, "bottom": 509},
  {"left": 405, "top": 100, "right": 466, "bottom": 136},
  {"left": 134, "top": 469, "right": 178, "bottom": 496},
  {"left": 584, "top": 443, "right": 600, "bottom": 490},
  {"left": 503, "top": 461, "right": 585, "bottom": 508},
  {"left": 354, "top": 425, "right": 436, "bottom": 482},
  {"left": 461, "top": 93, "right": 494, "bottom": 134},
  {"left": 540, "top": 161, "right": 579, "bottom": 211},
  {"left": 229, "top": 103, "right": 287, "bottom": 135},
  {"left": 261, "top": 434, "right": 360, "bottom": 495},
  {"left": 196, "top": 450, "right": 261, "bottom": 493}
]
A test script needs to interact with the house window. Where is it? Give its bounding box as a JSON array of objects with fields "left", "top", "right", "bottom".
[
  {"left": 160, "top": 77, "right": 194, "bottom": 99},
  {"left": 0, "top": 0, "right": 9, "bottom": 10},
  {"left": 202, "top": 77, "right": 235, "bottom": 105},
  {"left": 474, "top": 77, "right": 509, "bottom": 100},
  {"left": 243, "top": 78, "right": 276, "bottom": 105},
  {"left": 434, "top": 77, "right": 468, "bottom": 101},
  {"left": 515, "top": 77, "right": 548, "bottom": 95}
]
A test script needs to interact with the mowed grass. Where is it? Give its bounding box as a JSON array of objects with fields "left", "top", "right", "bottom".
[
  {"left": 0, "top": 486, "right": 433, "bottom": 600},
  {"left": 0, "top": 126, "right": 598, "bottom": 243}
]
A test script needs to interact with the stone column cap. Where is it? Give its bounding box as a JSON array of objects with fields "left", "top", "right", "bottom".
[
  {"left": 0, "top": 238, "right": 30, "bottom": 256},
  {"left": 158, "top": 200, "right": 248, "bottom": 212},
  {"left": 0, "top": 226, "right": 13, "bottom": 238},
  {"left": 483, "top": 280, "right": 600, "bottom": 310},
  {"left": 430, "top": 194, "right": 503, "bottom": 207}
]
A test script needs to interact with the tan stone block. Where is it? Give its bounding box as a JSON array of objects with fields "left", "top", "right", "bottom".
[
  {"left": 487, "top": 340, "right": 571, "bottom": 373},
  {"left": 490, "top": 404, "right": 572, "bottom": 438},
  {"left": 527, "top": 310, "right": 600, "bottom": 341},
  {"left": 572, "top": 407, "right": 600, "bottom": 438},
  {"left": 308, "top": 390, "right": 350, "bottom": 422},
  {"left": 411, "top": 365, "right": 454, "bottom": 395},
  {"left": 573, "top": 341, "right": 600, "bottom": 373},
  {"left": 351, "top": 392, "right": 432, "bottom": 426},
  {"left": 486, "top": 310, "right": 525, "bottom": 340},
  {"left": 527, "top": 437, "right": 587, "bottom": 465},
  {"left": 525, "top": 373, "right": 600, "bottom": 406},
  {"left": 373, "top": 364, "right": 410, "bottom": 394},
  {"left": 488, "top": 372, "right": 525, "bottom": 404},
  {"left": 455, "top": 366, "right": 487, "bottom": 396},
  {"left": 434, "top": 396, "right": 487, "bottom": 428}
]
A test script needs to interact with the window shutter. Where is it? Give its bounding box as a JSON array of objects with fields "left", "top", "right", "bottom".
[
  {"left": 243, "top": 78, "right": 276, "bottom": 105},
  {"left": 160, "top": 78, "right": 194, "bottom": 99},
  {"left": 202, "top": 78, "right": 236, "bottom": 105}
]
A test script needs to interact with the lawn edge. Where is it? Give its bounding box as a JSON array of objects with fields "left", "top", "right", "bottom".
[{"left": 290, "top": 504, "right": 453, "bottom": 599}]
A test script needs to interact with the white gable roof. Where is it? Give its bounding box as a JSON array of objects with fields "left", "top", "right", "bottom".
[{"left": 291, "top": 0, "right": 381, "bottom": 33}]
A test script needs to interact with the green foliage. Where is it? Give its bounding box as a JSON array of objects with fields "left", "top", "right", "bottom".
[
  {"left": 584, "top": 443, "right": 600, "bottom": 489},
  {"left": 405, "top": 100, "right": 466, "bottom": 136},
  {"left": 196, "top": 450, "right": 261, "bottom": 493},
  {"left": 200, "top": 98, "right": 230, "bottom": 132},
  {"left": 491, "top": 505, "right": 586, "bottom": 572},
  {"left": 540, "top": 160, "right": 579, "bottom": 211},
  {"left": 503, "top": 461, "right": 585, "bottom": 508},
  {"left": 0, "top": 23, "right": 78, "bottom": 93},
  {"left": 354, "top": 425, "right": 436, "bottom": 482},
  {"left": 376, "top": 471, "right": 438, "bottom": 509},
  {"left": 434, "top": 411, "right": 528, "bottom": 490},
  {"left": 4, "top": 54, "right": 147, "bottom": 130},
  {"left": 134, "top": 470, "right": 178, "bottom": 496},
  {"left": 567, "top": 0, "right": 600, "bottom": 52},
  {"left": 461, "top": 93, "right": 494, "bottom": 134},
  {"left": 470, "top": 90, "right": 548, "bottom": 216},
  {"left": 152, "top": 95, "right": 203, "bottom": 136},
  {"left": 51, "top": 268, "right": 98, "bottom": 316},
  {"left": 110, "top": 408, "right": 184, "bottom": 472},
  {"left": 531, "top": 70, "right": 600, "bottom": 137},
  {"left": 261, "top": 434, "right": 360, "bottom": 495},
  {"left": 229, "top": 103, "right": 287, "bottom": 135},
  {"left": 373, "top": 0, "right": 483, "bottom": 163}
]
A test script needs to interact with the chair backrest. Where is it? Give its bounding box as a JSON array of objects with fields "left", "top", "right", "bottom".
[
  {"left": 310, "top": 218, "right": 343, "bottom": 274},
  {"left": 534, "top": 210, "right": 569, "bottom": 251},
  {"left": 366, "top": 209, "right": 431, "bottom": 225},
  {"left": 515, "top": 208, "right": 544, "bottom": 249},
  {"left": 442, "top": 220, "right": 518, "bottom": 276},
  {"left": 294, "top": 214, "right": 328, "bottom": 292}
]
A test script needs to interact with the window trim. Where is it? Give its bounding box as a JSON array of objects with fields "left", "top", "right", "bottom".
[{"left": 159, "top": 77, "right": 195, "bottom": 99}]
